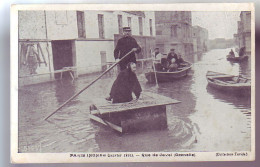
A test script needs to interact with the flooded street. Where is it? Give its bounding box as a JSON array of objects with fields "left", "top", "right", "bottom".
[{"left": 18, "top": 48, "right": 251, "bottom": 153}]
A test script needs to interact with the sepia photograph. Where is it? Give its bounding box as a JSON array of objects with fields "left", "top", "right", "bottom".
[{"left": 11, "top": 3, "right": 255, "bottom": 163}]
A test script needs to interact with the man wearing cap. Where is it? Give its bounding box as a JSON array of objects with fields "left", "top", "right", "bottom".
[
  {"left": 152, "top": 48, "right": 163, "bottom": 61},
  {"left": 114, "top": 27, "right": 141, "bottom": 71},
  {"left": 167, "top": 48, "right": 178, "bottom": 64}
]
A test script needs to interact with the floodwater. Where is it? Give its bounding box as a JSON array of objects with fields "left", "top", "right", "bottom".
[{"left": 18, "top": 48, "right": 252, "bottom": 153}]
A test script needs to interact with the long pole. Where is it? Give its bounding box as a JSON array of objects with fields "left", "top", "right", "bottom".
[{"left": 44, "top": 50, "right": 134, "bottom": 120}]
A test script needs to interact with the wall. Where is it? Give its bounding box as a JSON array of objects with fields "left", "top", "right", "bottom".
[
  {"left": 75, "top": 40, "right": 114, "bottom": 75},
  {"left": 19, "top": 11, "right": 46, "bottom": 39},
  {"left": 236, "top": 11, "right": 251, "bottom": 52},
  {"left": 46, "top": 11, "right": 78, "bottom": 40}
]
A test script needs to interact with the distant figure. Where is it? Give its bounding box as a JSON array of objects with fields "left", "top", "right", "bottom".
[
  {"left": 229, "top": 49, "right": 235, "bottom": 58},
  {"left": 167, "top": 49, "right": 178, "bottom": 65},
  {"left": 106, "top": 62, "right": 142, "bottom": 103},
  {"left": 239, "top": 47, "right": 246, "bottom": 57},
  {"left": 114, "top": 27, "right": 141, "bottom": 71},
  {"left": 27, "top": 44, "right": 39, "bottom": 74}
]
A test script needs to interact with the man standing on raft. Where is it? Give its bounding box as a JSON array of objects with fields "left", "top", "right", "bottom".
[
  {"left": 114, "top": 27, "right": 141, "bottom": 71},
  {"left": 106, "top": 27, "right": 142, "bottom": 102}
]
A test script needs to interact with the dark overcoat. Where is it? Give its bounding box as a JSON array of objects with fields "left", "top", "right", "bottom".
[
  {"left": 109, "top": 68, "right": 142, "bottom": 103},
  {"left": 114, "top": 36, "right": 141, "bottom": 70}
]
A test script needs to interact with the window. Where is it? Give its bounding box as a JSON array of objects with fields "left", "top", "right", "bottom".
[
  {"left": 171, "top": 25, "right": 177, "bottom": 37},
  {"left": 149, "top": 19, "right": 153, "bottom": 36},
  {"left": 98, "top": 14, "right": 105, "bottom": 38},
  {"left": 76, "top": 11, "right": 86, "bottom": 38},
  {"left": 127, "top": 17, "right": 131, "bottom": 29},
  {"left": 174, "top": 13, "right": 178, "bottom": 20},
  {"left": 118, "top": 15, "right": 123, "bottom": 35},
  {"left": 138, "top": 17, "right": 143, "bottom": 36},
  {"left": 181, "top": 11, "right": 185, "bottom": 20}
]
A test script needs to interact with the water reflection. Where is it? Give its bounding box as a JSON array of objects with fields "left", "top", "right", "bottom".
[
  {"left": 206, "top": 85, "right": 251, "bottom": 109},
  {"left": 94, "top": 118, "right": 198, "bottom": 152}
]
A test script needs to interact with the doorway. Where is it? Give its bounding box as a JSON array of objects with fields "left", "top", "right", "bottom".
[{"left": 52, "top": 40, "right": 74, "bottom": 79}]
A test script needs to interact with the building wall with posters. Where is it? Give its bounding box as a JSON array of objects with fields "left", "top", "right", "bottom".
[
  {"left": 234, "top": 11, "right": 251, "bottom": 53},
  {"left": 18, "top": 10, "right": 155, "bottom": 86},
  {"left": 192, "top": 25, "right": 209, "bottom": 53},
  {"left": 154, "top": 11, "right": 193, "bottom": 58}
]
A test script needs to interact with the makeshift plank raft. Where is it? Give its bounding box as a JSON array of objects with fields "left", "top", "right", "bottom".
[{"left": 89, "top": 92, "right": 180, "bottom": 133}]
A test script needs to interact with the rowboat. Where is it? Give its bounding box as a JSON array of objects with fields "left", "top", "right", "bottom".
[
  {"left": 89, "top": 92, "right": 180, "bottom": 133},
  {"left": 145, "top": 61, "right": 192, "bottom": 83},
  {"left": 226, "top": 55, "right": 249, "bottom": 62},
  {"left": 206, "top": 71, "right": 251, "bottom": 95}
]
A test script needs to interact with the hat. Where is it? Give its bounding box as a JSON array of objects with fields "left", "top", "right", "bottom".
[{"left": 123, "top": 27, "right": 131, "bottom": 31}]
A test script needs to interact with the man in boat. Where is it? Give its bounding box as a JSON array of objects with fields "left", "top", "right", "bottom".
[
  {"left": 106, "top": 62, "right": 142, "bottom": 103},
  {"left": 152, "top": 48, "right": 164, "bottom": 71},
  {"left": 152, "top": 48, "right": 163, "bottom": 61},
  {"left": 114, "top": 27, "right": 141, "bottom": 71},
  {"left": 228, "top": 49, "right": 235, "bottom": 58},
  {"left": 167, "top": 58, "right": 178, "bottom": 72},
  {"left": 167, "top": 49, "right": 178, "bottom": 65},
  {"left": 175, "top": 53, "right": 186, "bottom": 67},
  {"left": 239, "top": 46, "right": 246, "bottom": 57}
]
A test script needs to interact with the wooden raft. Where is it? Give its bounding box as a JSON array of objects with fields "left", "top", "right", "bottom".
[{"left": 89, "top": 92, "right": 180, "bottom": 133}]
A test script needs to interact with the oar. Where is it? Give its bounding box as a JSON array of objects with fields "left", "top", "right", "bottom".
[
  {"left": 44, "top": 50, "right": 134, "bottom": 121},
  {"left": 151, "top": 49, "right": 159, "bottom": 88},
  {"left": 152, "top": 60, "right": 159, "bottom": 88}
]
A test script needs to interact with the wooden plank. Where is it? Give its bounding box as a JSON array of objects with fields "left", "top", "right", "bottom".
[
  {"left": 92, "top": 92, "right": 180, "bottom": 114},
  {"left": 89, "top": 114, "right": 123, "bottom": 133},
  {"left": 90, "top": 110, "right": 99, "bottom": 115}
]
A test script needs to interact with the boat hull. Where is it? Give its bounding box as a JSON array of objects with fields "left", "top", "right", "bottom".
[
  {"left": 206, "top": 71, "right": 251, "bottom": 95},
  {"left": 145, "top": 65, "right": 192, "bottom": 83},
  {"left": 90, "top": 105, "right": 168, "bottom": 133},
  {"left": 227, "top": 55, "right": 248, "bottom": 62}
]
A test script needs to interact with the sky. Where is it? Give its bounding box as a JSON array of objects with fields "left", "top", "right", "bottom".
[{"left": 192, "top": 11, "right": 241, "bottom": 40}]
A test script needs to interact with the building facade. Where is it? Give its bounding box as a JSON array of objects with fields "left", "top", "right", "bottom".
[
  {"left": 192, "top": 26, "right": 209, "bottom": 53},
  {"left": 18, "top": 11, "right": 156, "bottom": 86},
  {"left": 154, "top": 11, "right": 193, "bottom": 57},
  {"left": 234, "top": 11, "right": 251, "bottom": 53}
]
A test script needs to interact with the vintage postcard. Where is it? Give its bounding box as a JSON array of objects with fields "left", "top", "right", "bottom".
[{"left": 11, "top": 3, "right": 255, "bottom": 163}]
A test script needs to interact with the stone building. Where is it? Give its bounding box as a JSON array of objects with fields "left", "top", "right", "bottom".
[
  {"left": 18, "top": 11, "right": 155, "bottom": 86},
  {"left": 192, "top": 26, "right": 209, "bottom": 53},
  {"left": 154, "top": 11, "right": 193, "bottom": 57},
  {"left": 234, "top": 11, "right": 251, "bottom": 53}
]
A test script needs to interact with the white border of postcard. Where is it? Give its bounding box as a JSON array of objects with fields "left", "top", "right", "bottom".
[{"left": 11, "top": 3, "right": 255, "bottom": 163}]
